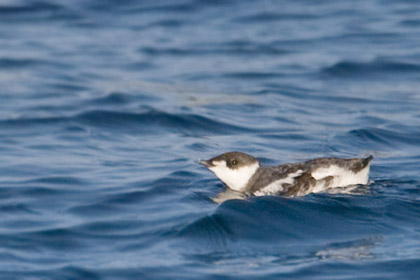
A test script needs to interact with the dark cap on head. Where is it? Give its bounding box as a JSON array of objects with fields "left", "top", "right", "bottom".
[{"left": 204, "top": 151, "right": 259, "bottom": 169}]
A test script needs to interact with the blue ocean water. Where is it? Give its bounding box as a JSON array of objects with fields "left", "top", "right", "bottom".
[{"left": 1, "top": 0, "right": 420, "bottom": 279}]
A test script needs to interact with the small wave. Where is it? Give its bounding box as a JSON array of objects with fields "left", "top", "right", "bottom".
[
  {"left": 0, "top": 57, "right": 72, "bottom": 70},
  {"left": 139, "top": 43, "right": 287, "bottom": 57},
  {"left": 67, "top": 171, "right": 197, "bottom": 216},
  {"left": 234, "top": 12, "right": 318, "bottom": 23},
  {"left": 10, "top": 228, "right": 82, "bottom": 251},
  {"left": 124, "top": 61, "right": 155, "bottom": 71},
  {"left": 0, "top": 109, "right": 252, "bottom": 136},
  {"left": 223, "top": 40, "right": 288, "bottom": 55},
  {"left": 349, "top": 128, "right": 391, "bottom": 145},
  {"left": 45, "top": 266, "right": 100, "bottom": 280},
  {"left": 0, "top": 1, "right": 61, "bottom": 15},
  {"left": 87, "top": 92, "right": 133, "bottom": 105},
  {"left": 117, "top": 0, "right": 229, "bottom": 15},
  {"left": 0, "top": 1, "right": 80, "bottom": 23},
  {"left": 224, "top": 72, "right": 284, "bottom": 79},
  {"left": 321, "top": 59, "right": 420, "bottom": 78},
  {"left": 335, "top": 127, "right": 420, "bottom": 149},
  {"left": 76, "top": 109, "right": 251, "bottom": 135},
  {"left": 178, "top": 194, "right": 392, "bottom": 249},
  {"left": 399, "top": 19, "right": 420, "bottom": 27},
  {"left": 86, "top": 92, "right": 158, "bottom": 105},
  {"left": 88, "top": 1, "right": 196, "bottom": 14},
  {"left": 25, "top": 176, "right": 86, "bottom": 185},
  {"left": 144, "top": 19, "right": 185, "bottom": 28},
  {"left": 178, "top": 213, "right": 234, "bottom": 247},
  {"left": 0, "top": 58, "right": 39, "bottom": 68},
  {"left": 0, "top": 203, "right": 38, "bottom": 215},
  {"left": 0, "top": 116, "right": 68, "bottom": 129},
  {"left": 48, "top": 82, "right": 90, "bottom": 92}
]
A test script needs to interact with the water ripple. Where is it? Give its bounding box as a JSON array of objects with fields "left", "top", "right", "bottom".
[
  {"left": 321, "top": 59, "right": 420, "bottom": 78},
  {"left": 0, "top": 109, "right": 253, "bottom": 136}
]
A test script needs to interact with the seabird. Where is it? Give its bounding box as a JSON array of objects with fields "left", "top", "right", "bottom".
[{"left": 200, "top": 152, "right": 373, "bottom": 198}]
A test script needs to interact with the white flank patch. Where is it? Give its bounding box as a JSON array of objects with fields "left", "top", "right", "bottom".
[
  {"left": 311, "top": 164, "right": 370, "bottom": 193},
  {"left": 254, "top": 170, "right": 303, "bottom": 196},
  {"left": 209, "top": 161, "right": 259, "bottom": 192}
]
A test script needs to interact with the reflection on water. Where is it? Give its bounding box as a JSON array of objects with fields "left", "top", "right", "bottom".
[
  {"left": 212, "top": 183, "right": 371, "bottom": 204},
  {"left": 315, "top": 236, "right": 382, "bottom": 261},
  {"left": 212, "top": 188, "right": 248, "bottom": 204}
]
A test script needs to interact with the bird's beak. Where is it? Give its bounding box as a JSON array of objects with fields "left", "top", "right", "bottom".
[{"left": 199, "top": 159, "right": 214, "bottom": 167}]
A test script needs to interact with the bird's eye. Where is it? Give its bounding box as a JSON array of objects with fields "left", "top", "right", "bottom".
[{"left": 231, "top": 159, "right": 237, "bottom": 165}]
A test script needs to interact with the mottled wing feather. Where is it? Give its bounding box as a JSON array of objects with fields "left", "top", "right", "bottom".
[
  {"left": 279, "top": 172, "right": 316, "bottom": 197},
  {"left": 246, "top": 163, "right": 305, "bottom": 193}
]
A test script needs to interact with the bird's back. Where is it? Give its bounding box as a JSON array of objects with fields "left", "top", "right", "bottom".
[{"left": 248, "top": 156, "right": 373, "bottom": 197}]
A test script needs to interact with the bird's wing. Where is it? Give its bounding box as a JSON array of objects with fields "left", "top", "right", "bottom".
[
  {"left": 249, "top": 156, "right": 373, "bottom": 197},
  {"left": 249, "top": 163, "right": 312, "bottom": 196}
]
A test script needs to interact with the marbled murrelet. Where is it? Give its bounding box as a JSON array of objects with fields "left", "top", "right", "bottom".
[{"left": 200, "top": 152, "right": 373, "bottom": 197}]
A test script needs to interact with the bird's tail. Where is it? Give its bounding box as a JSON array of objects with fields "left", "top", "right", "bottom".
[{"left": 361, "top": 155, "right": 374, "bottom": 169}]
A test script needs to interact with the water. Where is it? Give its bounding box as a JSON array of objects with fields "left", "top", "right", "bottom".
[{"left": 1, "top": 0, "right": 420, "bottom": 279}]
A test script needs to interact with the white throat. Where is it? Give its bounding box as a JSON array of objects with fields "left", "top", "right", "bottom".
[{"left": 209, "top": 161, "right": 259, "bottom": 191}]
